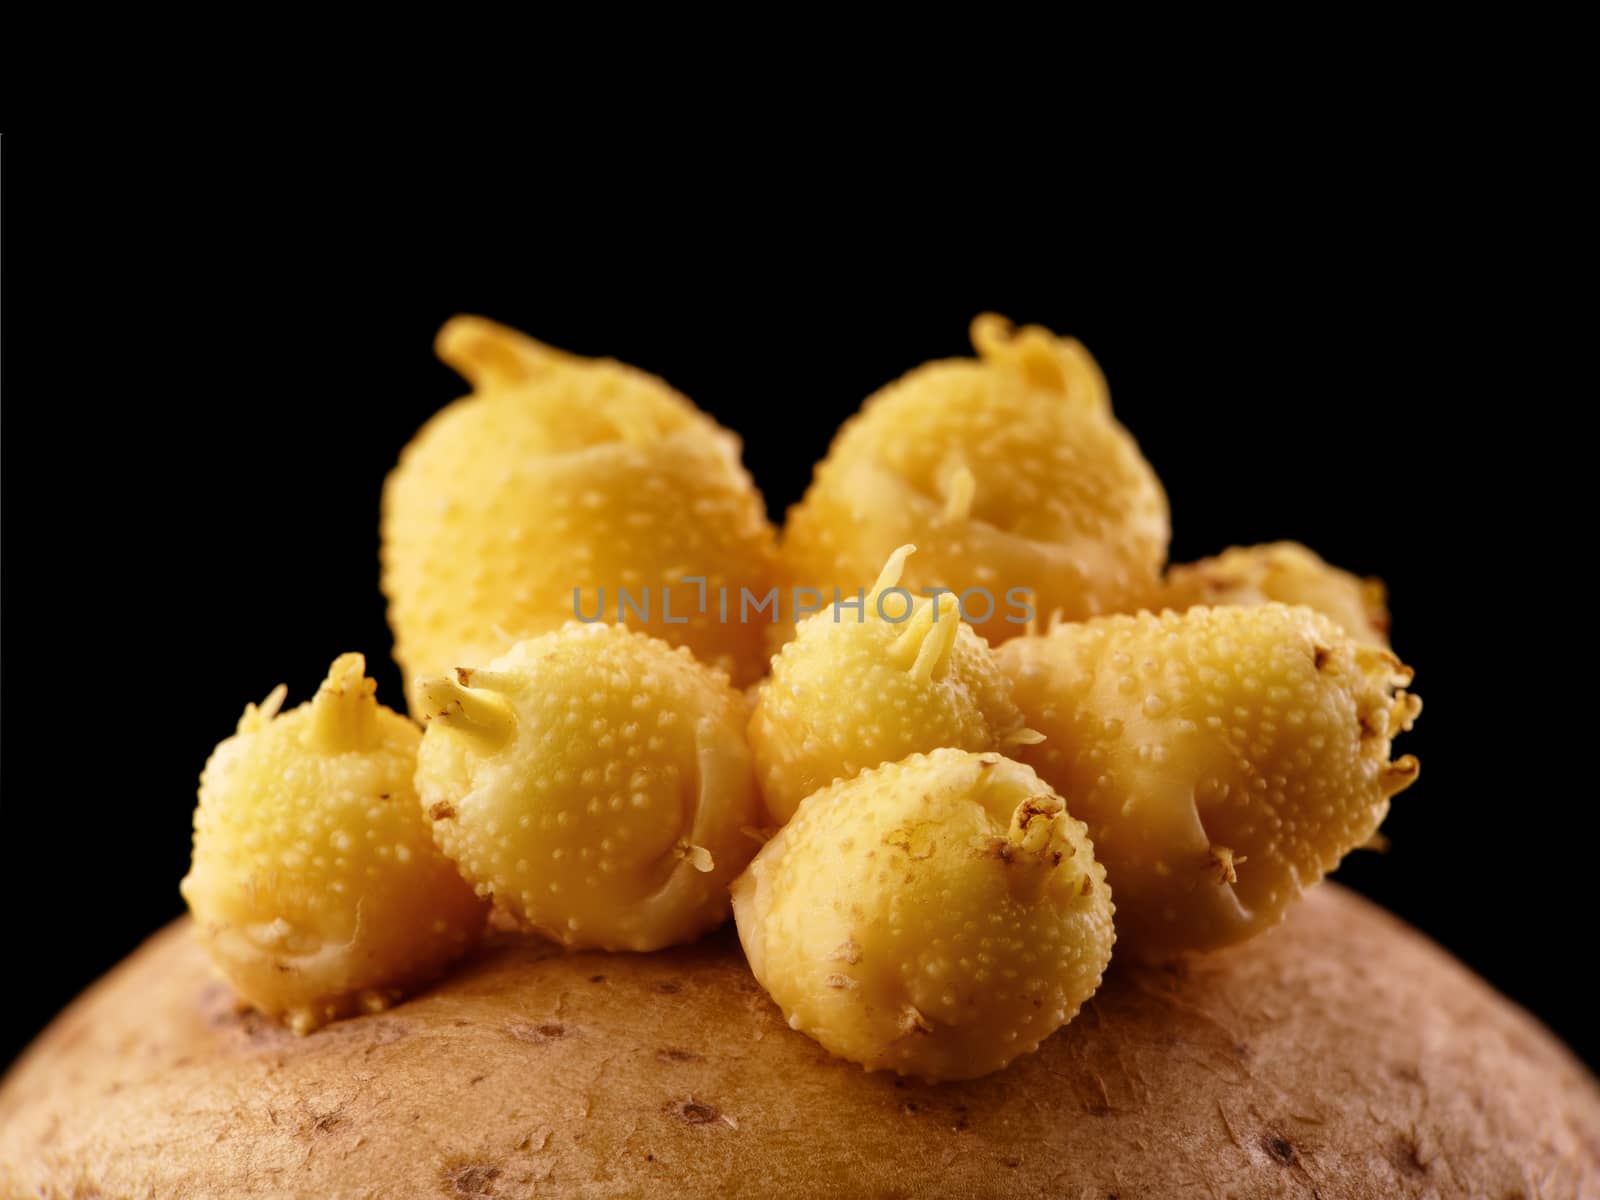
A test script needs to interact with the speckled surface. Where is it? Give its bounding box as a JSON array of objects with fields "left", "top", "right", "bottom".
[
  {"left": 1000, "top": 604, "right": 1420, "bottom": 956},
  {"left": 181, "top": 654, "right": 485, "bottom": 1034},
  {"left": 417, "top": 624, "right": 763, "bottom": 951},
  {"left": 1161, "top": 541, "right": 1391, "bottom": 647},
  {"left": 781, "top": 315, "right": 1169, "bottom": 644},
  {"left": 5, "top": 886, "right": 1595, "bottom": 1198},
  {"left": 733, "top": 749, "right": 1113, "bottom": 1080},
  {"left": 751, "top": 547, "right": 1027, "bottom": 823},
  {"left": 382, "top": 320, "right": 778, "bottom": 709}
]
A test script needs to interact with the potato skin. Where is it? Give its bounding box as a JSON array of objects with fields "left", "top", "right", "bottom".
[
  {"left": 381, "top": 318, "right": 779, "bottom": 709},
  {"left": 781, "top": 315, "right": 1168, "bottom": 646},
  {"left": 4, "top": 886, "right": 1596, "bottom": 1198},
  {"left": 749, "top": 550, "right": 1028, "bottom": 825},
  {"left": 414, "top": 624, "right": 763, "bottom": 952},
  {"left": 733, "top": 750, "right": 1114, "bottom": 1080},
  {"left": 1160, "top": 541, "right": 1391, "bottom": 647},
  {"left": 180, "top": 654, "right": 486, "bottom": 1034},
  {"left": 998, "top": 604, "right": 1420, "bottom": 957}
]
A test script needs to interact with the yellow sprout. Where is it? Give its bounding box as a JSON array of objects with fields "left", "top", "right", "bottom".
[
  {"left": 996, "top": 604, "right": 1420, "bottom": 957},
  {"left": 414, "top": 623, "right": 764, "bottom": 951},
  {"left": 781, "top": 314, "right": 1168, "bottom": 644},
  {"left": 180, "top": 654, "right": 487, "bottom": 1034},
  {"left": 733, "top": 749, "right": 1114, "bottom": 1081}
]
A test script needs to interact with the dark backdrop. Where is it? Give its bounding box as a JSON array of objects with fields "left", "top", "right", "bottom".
[{"left": 3, "top": 157, "right": 1577, "bottom": 1074}]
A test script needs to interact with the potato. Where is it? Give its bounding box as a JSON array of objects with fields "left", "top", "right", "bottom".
[
  {"left": 748, "top": 545, "right": 1031, "bottom": 824},
  {"left": 413, "top": 623, "right": 764, "bottom": 952},
  {"left": 382, "top": 317, "right": 778, "bottom": 710},
  {"left": 781, "top": 314, "right": 1168, "bottom": 645},
  {"left": 179, "top": 654, "right": 486, "bottom": 1034},
  {"left": 1160, "top": 541, "right": 1391, "bottom": 646},
  {"left": 4, "top": 886, "right": 1595, "bottom": 1197},
  {"left": 733, "top": 750, "right": 1113, "bottom": 1080},
  {"left": 998, "top": 605, "right": 1420, "bottom": 957}
]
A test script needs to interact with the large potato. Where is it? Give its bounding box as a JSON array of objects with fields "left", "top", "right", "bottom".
[{"left": 3, "top": 886, "right": 1596, "bottom": 1197}]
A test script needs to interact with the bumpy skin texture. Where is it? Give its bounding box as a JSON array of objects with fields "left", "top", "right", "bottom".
[
  {"left": 382, "top": 316, "right": 779, "bottom": 711},
  {"left": 748, "top": 546, "right": 1031, "bottom": 824},
  {"left": 414, "top": 623, "right": 764, "bottom": 951},
  {"left": 1161, "top": 541, "right": 1391, "bottom": 646},
  {"left": 179, "top": 654, "right": 486, "bottom": 1034},
  {"left": 997, "top": 605, "right": 1420, "bottom": 958},
  {"left": 7, "top": 889, "right": 1598, "bottom": 1199},
  {"left": 732, "top": 749, "right": 1114, "bottom": 1081},
  {"left": 781, "top": 314, "right": 1168, "bottom": 645}
]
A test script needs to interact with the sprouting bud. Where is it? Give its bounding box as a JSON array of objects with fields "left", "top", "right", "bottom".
[
  {"left": 414, "top": 671, "right": 516, "bottom": 748},
  {"left": 433, "top": 314, "right": 576, "bottom": 391},
  {"left": 732, "top": 749, "right": 1114, "bottom": 1081},
  {"left": 181, "top": 654, "right": 486, "bottom": 1034}
]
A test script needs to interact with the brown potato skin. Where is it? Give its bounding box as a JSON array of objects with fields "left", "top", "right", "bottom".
[{"left": 3, "top": 886, "right": 1597, "bottom": 1198}]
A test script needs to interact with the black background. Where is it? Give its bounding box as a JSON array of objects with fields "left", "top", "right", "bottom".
[{"left": 2, "top": 149, "right": 1581, "bottom": 1075}]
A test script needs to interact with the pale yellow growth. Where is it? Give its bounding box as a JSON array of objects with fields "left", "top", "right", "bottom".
[
  {"left": 180, "top": 654, "right": 487, "bottom": 1035},
  {"left": 996, "top": 604, "right": 1421, "bottom": 957},
  {"left": 1161, "top": 541, "right": 1391, "bottom": 646},
  {"left": 748, "top": 546, "right": 1030, "bottom": 824},
  {"left": 414, "top": 623, "right": 764, "bottom": 951},
  {"left": 781, "top": 314, "right": 1168, "bottom": 645},
  {"left": 382, "top": 317, "right": 779, "bottom": 711},
  {"left": 434, "top": 314, "right": 579, "bottom": 389},
  {"left": 732, "top": 749, "right": 1114, "bottom": 1081}
]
